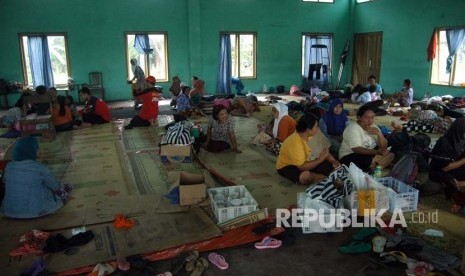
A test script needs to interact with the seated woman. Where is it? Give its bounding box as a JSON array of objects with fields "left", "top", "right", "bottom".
[
  {"left": 260, "top": 102, "right": 296, "bottom": 155},
  {"left": 320, "top": 98, "right": 349, "bottom": 158},
  {"left": 189, "top": 76, "right": 205, "bottom": 107},
  {"left": 204, "top": 105, "right": 241, "bottom": 153},
  {"left": 52, "top": 95, "right": 82, "bottom": 131},
  {"left": 339, "top": 105, "right": 394, "bottom": 172},
  {"left": 276, "top": 114, "right": 340, "bottom": 185},
  {"left": 0, "top": 136, "right": 71, "bottom": 218},
  {"left": 429, "top": 118, "right": 465, "bottom": 215}
]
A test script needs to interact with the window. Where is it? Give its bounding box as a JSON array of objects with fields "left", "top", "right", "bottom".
[
  {"left": 230, "top": 33, "right": 256, "bottom": 79},
  {"left": 356, "top": 0, "right": 374, "bottom": 3},
  {"left": 19, "top": 34, "right": 70, "bottom": 88},
  {"left": 430, "top": 28, "right": 465, "bottom": 87},
  {"left": 302, "top": 34, "right": 333, "bottom": 86},
  {"left": 303, "top": 0, "right": 334, "bottom": 3},
  {"left": 126, "top": 33, "right": 169, "bottom": 82}
]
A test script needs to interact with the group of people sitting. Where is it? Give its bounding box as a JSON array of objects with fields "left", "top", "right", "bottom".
[
  {"left": 351, "top": 76, "right": 414, "bottom": 108},
  {"left": 2, "top": 85, "right": 112, "bottom": 134}
]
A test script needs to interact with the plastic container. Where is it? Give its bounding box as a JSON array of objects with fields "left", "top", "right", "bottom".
[
  {"left": 374, "top": 165, "right": 382, "bottom": 179},
  {"left": 208, "top": 185, "right": 258, "bottom": 223},
  {"left": 379, "top": 177, "right": 419, "bottom": 213}
]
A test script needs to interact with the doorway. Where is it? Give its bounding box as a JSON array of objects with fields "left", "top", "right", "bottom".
[{"left": 351, "top": 32, "right": 383, "bottom": 86}]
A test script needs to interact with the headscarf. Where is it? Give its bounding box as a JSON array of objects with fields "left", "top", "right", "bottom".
[
  {"left": 272, "top": 102, "right": 288, "bottom": 138},
  {"left": 432, "top": 118, "right": 465, "bottom": 161},
  {"left": 13, "top": 136, "right": 39, "bottom": 161},
  {"left": 322, "top": 98, "right": 348, "bottom": 136}
]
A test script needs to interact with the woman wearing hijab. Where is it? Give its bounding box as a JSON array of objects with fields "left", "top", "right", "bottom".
[
  {"left": 0, "top": 136, "right": 71, "bottom": 218},
  {"left": 321, "top": 98, "right": 349, "bottom": 158},
  {"left": 270, "top": 102, "right": 296, "bottom": 142},
  {"left": 429, "top": 118, "right": 465, "bottom": 215},
  {"left": 262, "top": 102, "right": 296, "bottom": 155}
]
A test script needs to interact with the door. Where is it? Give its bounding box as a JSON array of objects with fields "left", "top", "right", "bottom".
[{"left": 352, "top": 32, "right": 383, "bottom": 86}]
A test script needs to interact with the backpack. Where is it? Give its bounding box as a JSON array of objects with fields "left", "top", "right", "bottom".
[
  {"left": 411, "top": 133, "right": 431, "bottom": 160},
  {"left": 388, "top": 131, "right": 413, "bottom": 161},
  {"left": 389, "top": 152, "right": 420, "bottom": 186}
]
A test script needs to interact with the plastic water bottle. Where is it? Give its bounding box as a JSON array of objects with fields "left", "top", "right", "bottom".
[{"left": 374, "top": 165, "right": 382, "bottom": 179}]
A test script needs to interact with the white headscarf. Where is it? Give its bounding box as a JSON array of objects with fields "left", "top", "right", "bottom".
[{"left": 272, "top": 102, "right": 288, "bottom": 138}]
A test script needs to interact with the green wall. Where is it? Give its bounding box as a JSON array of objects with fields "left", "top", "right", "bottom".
[
  {"left": 0, "top": 0, "right": 349, "bottom": 103},
  {"left": 352, "top": 0, "right": 465, "bottom": 98},
  {"left": 2, "top": 0, "right": 462, "bottom": 103}
]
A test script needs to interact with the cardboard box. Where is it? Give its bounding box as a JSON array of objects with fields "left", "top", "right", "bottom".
[
  {"left": 175, "top": 171, "right": 212, "bottom": 206},
  {"left": 218, "top": 208, "right": 268, "bottom": 231},
  {"left": 160, "top": 144, "right": 192, "bottom": 164}
]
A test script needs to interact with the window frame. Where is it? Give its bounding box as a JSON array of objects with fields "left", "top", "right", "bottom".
[
  {"left": 429, "top": 27, "right": 465, "bottom": 88},
  {"left": 302, "top": 0, "right": 334, "bottom": 3},
  {"left": 221, "top": 31, "right": 257, "bottom": 79},
  {"left": 18, "top": 32, "right": 71, "bottom": 89},
  {"left": 301, "top": 33, "right": 334, "bottom": 78},
  {"left": 125, "top": 32, "right": 169, "bottom": 83}
]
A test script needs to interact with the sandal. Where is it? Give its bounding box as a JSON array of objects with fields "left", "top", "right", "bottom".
[
  {"left": 208, "top": 252, "right": 229, "bottom": 270},
  {"left": 190, "top": 257, "right": 208, "bottom": 276},
  {"left": 184, "top": 250, "right": 200, "bottom": 272},
  {"left": 254, "top": 236, "right": 282, "bottom": 249},
  {"left": 338, "top": 241, "right": 372, "bottom": 254}
]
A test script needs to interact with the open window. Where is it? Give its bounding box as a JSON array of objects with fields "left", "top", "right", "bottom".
[
  {"left": 19, "top": 33, "right": 70, "bottom": 88},
  {"left": 126, "top": 33, "right": 169, "bottom": 82},
  {"left": 430, "top": 28, "right": 465, "bottom": 87}
]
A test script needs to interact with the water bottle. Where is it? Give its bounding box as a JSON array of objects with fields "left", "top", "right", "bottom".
[{"left": 374, "top": 165, "right": 382, "bottom": 179}]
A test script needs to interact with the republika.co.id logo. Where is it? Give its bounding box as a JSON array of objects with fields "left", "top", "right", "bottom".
[{"left": 275, "top": 208, "right": 408, "bottom": 228}]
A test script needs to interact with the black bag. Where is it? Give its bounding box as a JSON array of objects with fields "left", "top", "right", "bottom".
[{"left": 388, "top": 131, "right": 413, "bottom": 161}]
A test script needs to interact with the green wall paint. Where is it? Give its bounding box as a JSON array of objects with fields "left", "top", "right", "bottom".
[
  {"left": 352, "top": 0, "right": 465, "bottom": 98},
  {"left": 0, "top": 0, "right": 462, "bottom": 103}
]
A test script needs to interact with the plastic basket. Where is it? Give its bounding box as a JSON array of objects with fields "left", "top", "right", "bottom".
[
  {"left": 297, "top": 193, "right": 343, "bottom": 234},
  {"left": 207, "top": 185, "right": 258, "bottom": 224},
  {"left": 379, "top": 177, "right": 419, "bottom": 213}
]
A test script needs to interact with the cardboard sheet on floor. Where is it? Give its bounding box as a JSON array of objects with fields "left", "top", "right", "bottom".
[
  {"left": 57, "top": 218, "right": 284, "bottom": 276},
  {"left": 44, "top": 207, "right": 221, "bottom": 273},
  {"left": 0, "top": 194, "right": 188, "bottom": 235}
]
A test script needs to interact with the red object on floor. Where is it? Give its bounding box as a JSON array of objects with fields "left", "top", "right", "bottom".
[{"left": 57, "top": 218, "right": 284, "bottom": 276}]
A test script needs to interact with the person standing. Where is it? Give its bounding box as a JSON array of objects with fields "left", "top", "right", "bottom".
[{"left": 128, "top": 58, "right": 145, "bottom": 109}]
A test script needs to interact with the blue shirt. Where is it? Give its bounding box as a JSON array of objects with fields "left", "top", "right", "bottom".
[{"left": 1, "top": 160, "right": 64, "bottom": 218}]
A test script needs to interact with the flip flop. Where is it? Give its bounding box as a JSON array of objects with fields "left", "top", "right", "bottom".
[
  {"left": 117, "top": 257, "right": 130, "bottom": 271},
  {"left": 254, "top": 236, "right": 282, "bottom": 249},
  {"left": 338, "top": 241, "right": 371, "bottom": 254},
  {"left": 208, "top": 252, "right": 229, "bottom": 270},
  {"left": 190, "top": 257, "right": 209, "bottom": 276},
  {"left": 184, "top": 250, "right": 200, "bottom": 272}
]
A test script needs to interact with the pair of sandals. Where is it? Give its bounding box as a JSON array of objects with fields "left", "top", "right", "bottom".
[{"left": 172, "top": 250, "right": 208, "bottom": 275}]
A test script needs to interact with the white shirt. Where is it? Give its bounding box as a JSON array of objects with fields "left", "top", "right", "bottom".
[{"left": 339, "top": 121, "right": 379, "bottom": 160}]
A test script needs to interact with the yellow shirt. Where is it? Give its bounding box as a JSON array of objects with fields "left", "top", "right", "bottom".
[{"left": 276, "top": 132, "right": 311, "bottom": 170}]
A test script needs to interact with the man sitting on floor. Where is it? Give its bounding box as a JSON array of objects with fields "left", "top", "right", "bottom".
[
  {"left": 125, "top": 76, "right": 161, "bottom": 129},
  {"left": 78, "top": 87, "right": 111, "bottom": 126}
]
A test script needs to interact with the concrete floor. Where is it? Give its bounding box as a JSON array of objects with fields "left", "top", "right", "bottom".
[
  {"left": 102, "top": 101, "right": 408, "bottom": 276},
  {"left": 106, "top": 226, "right": 407, "bottom": 276}
]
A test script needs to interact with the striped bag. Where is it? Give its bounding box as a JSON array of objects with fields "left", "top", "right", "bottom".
[
  {"left": 161, "top": 122, "right": 194, "bottom": 145},
  {"left": 305, "top": 165, "right": 353, "bottom": 208}
]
